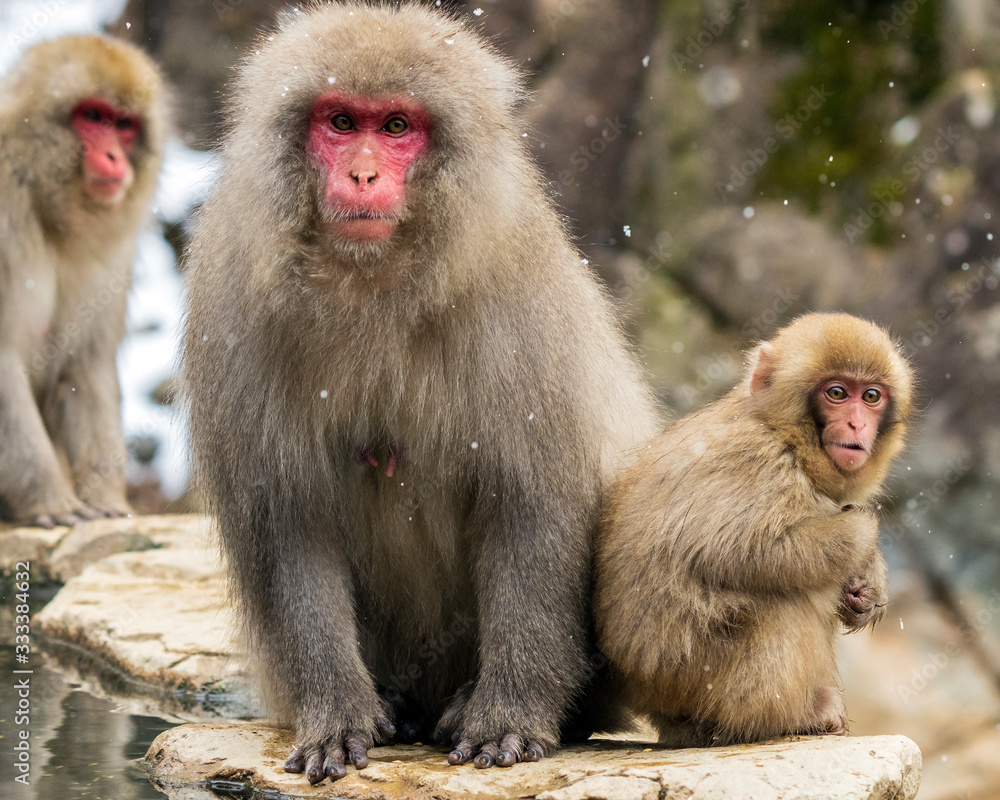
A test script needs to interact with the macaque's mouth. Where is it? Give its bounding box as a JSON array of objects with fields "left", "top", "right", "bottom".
[
  {"left": 330, "top": 208, "right": 401, "bottom": 223},
  {"left": 329, "top": 215, "right": 399, "bottom": 242},
  {"left": 85, "top": 175, "right": 128, "bottom": 203},
  {"left": 826, "top": 442, "right": 870, "bottom": 472},
  {"left": 88, "top": 174, "right": 125, "bottom": 189},
  {"left": 338, "top": 212, "right": 392, "bottom": 221}
]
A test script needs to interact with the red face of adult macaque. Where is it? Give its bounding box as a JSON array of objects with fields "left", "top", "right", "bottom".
[
  {"left": 70, "top": 98, "right": 140, "bottom": 205},
  {"left": 816, "top": 377, "right": 889, "bottom": 472},
  {"left": 307, "top": 93, "right": 430, "bottom": 243}
]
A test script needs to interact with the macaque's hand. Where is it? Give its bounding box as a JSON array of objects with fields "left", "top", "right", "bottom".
[
  {"left": 283, "top": 714, "right": 395, "bottom": 785},
  {"left": 440, "top": 683, "right": 557, "bottom": 769},
  {"left": 448, "top": 731, "right": 548, "bottom": 769},
  {"left": 838, "top": 549, "right": 888, "bottom": 632}
]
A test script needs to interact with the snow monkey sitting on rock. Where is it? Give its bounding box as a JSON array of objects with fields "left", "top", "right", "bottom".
[
  {"left": 182, "top": 1, "right": 659, "bottom": 785},
  {"left": 596, "top": 313, "right": 913, "bottom": 745},
  {"left": 0, "top": 35, "right": 167, "bottom": 528}
]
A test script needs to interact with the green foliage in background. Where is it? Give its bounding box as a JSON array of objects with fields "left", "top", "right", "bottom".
[{"left": 759, "top": 0, "right": 945, "bottom": 243}]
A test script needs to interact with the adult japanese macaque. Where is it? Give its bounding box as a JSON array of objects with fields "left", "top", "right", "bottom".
[
  {"left": 182, "top": 3, "right": 658, "bottom": 784},
  {"left": 595, "top": 313, "right": 913, "bottom": 746},
  {"left": 0, "top": 35, "right": 166, "bottom": 528}
]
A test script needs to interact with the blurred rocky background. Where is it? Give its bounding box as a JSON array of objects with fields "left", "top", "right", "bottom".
[{"left": 2, "top": 1, "right": 998, "bottom": 798}]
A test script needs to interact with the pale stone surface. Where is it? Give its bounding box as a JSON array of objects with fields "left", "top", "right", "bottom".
[
  {"left": 144, "top": 723, "right": 921, "bottom": 800},
  {"left": 0, "top": 523, "right": 67, "bottom": 577},
  {"left": 30, "top": 514, "right": 240, "bottom": 690},
  {"left": 538, "top": 775, "right": 661, "bottom": 800},
  {"left": 0, "top": 513, "right": 209, "bottom": 581},
  {"left": 48, "top": 521, "right": 157, "bottom": 580}
]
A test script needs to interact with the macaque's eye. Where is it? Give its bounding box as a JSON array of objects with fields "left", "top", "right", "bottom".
[
  {"left": 115, "top": 116, "right": 134, "bottom": 130},
  {"left": 330, "top": 114, "right": 354, "bottom": 131},
  {"left": 862, "top": 388, "right": 882, "bottom": 404},
  {"left": 81, "top": 107, "right": 102, "bottom": 123},
  {"left": 383, "top": 117, "right": 408, "bottom": 135},
  {"left": 825, "top": 385, "right": 847, "bottom": 401}
]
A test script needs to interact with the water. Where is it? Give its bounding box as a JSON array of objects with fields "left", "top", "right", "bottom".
[{"left": 1, "top": 592, "right": 173, "bottom": 800}]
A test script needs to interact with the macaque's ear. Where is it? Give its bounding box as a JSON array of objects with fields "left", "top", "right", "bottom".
[{"left": 749, "top": 342, "right": 776, "bottom": 396}]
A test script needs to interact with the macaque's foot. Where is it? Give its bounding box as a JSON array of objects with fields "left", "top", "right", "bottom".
[
  {"left": 434, "top": 679, "right": 474, "bottom": 747},
  {"left": 29, "top": 499, "right": 110, "bottom": 529},
  {"left": 652, "top": 714, "right": 720, "bottom": 747},
  {"left": 32, "top": 511, "right": 85, "bottom": 529},
  {"left": 448, "top": 732, "right": 548, "bottom": 768},
  {"left": 380, "top": 690, "right": 431, "bottom": 743},
  {"left": 440, "top": 681, "right": 558, "bottom": 767},
  {"left": 811, "top": 686, "right": 848, "bottom": 736},
  {"left": 394, "top": 716, "right": 430, "bottom": 744},
  {"left": 838, "top": 577, "right": 887, "bottom": 632},
  {"left": 89, "top": 506, "right": 132, "bottom": 521},
  {"left": 284, "top": 716, "right": 395, "bottom": 784},
  {"left": 77, "top": 492, "right": 133, "bottom": 520}
]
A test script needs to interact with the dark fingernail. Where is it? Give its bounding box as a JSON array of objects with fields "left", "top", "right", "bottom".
[
  {"left": 447, "top": 750, "right": 465, "bottom": 766},
  {"left": 525, "top": 747, "right": 541, "bottom": 761},
  {"left": 474, "top": 753, "right": 493, "bottom": 769},
  {"left": 306, "top": 767, "right": 323, "bottom": 784},
  {"left": 497, "top": 750, "right": 516, "bottom": 767}
]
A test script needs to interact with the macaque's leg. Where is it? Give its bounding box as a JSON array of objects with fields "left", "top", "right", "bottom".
[
  {"left": 707, "top": 603, "right": 840, "bottom": 744},
  {"left": 444, "top": 495, "right": 590, "bottom": 768},
  {"left": 225, "top": 505, "right": 394, "bottom": 785},
  {"left": 0, "top": 351, "right": 93, "bottom": 527},
  {"left": 45, "top": 352, "right": 129, "bottom": 517}
]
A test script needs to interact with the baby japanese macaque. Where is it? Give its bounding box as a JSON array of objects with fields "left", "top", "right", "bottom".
[{"left": 596, "top": 313, "right": 912, "bottom": 745}]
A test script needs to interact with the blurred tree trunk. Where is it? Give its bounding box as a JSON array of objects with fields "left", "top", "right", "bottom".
[
  {"left": 474, "top": 0, "right": 658, "bottom": 284},
  {"left": 110, "top": 0, "right": 289, "bottom": 147}
]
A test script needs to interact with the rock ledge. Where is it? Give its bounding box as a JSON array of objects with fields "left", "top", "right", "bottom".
[
  {"left": 145, "top": 723, "right": 921, "bottom": 800},
  {"left": 5, "top": 515, "right": 243, "bottom": 698}
]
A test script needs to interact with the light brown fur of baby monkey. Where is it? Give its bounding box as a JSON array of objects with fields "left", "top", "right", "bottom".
[{"left": 596, "top": 313, "right": 913, "bottom": 746}]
